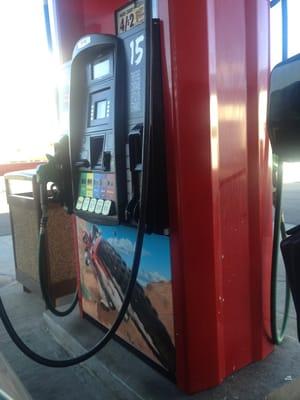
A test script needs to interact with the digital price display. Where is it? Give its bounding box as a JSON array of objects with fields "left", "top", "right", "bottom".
[
  {"left": 93, "top": 59, "right": 110, "bottom": 80},
  {"left": 96, "top": 100, "right": 107, "bottom": 119}
]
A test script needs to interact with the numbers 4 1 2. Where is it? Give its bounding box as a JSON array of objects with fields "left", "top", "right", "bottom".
[{"left": 119, "top": 12, "right": 135, "bottom": 32}]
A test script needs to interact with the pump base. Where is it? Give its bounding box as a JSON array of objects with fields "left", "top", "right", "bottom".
[{"left": 41, "top": 306, "right": 300, "bottom": 398}]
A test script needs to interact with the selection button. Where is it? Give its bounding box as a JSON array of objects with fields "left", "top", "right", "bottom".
[
  {"left": 75, "top": 196, "right": 84, "bottom": 210},
  {"left": 82, "top": 197, "right": 91, "bottom": 211},
  {"left": 102, "top": 200, "right": 112, "bottom": 216},
  {"left": 95, "top": 199, "right": 104, "bottom": 214},
  {"left": 88, "top": 198, "right": 97, "bottom": 212}
]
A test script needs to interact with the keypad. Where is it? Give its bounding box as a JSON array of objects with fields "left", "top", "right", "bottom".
[
  {"left": 102, "top": 200, "right": 112, "bottom": 216},
  {"left": 76, "top": 196, "right": 114, "bottom": 216},
  {"left": 88, "top": 198, "right": 97, "bottom": 212},
  {"left": 77, "top": 172, "right": 115, "bottom": 217},
  {"left": 75, "top": 196, "right": 84, "bottom": 210},
  {"left": 95, "top": 199, "right": 104, "bottom": 214},
  {"left": 82, "top": 197, "right": 91, "bottom": 211}
]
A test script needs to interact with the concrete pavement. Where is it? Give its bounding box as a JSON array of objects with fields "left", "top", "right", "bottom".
[{"left": 0, "top": 283, "right": 133, "bottom": 400}]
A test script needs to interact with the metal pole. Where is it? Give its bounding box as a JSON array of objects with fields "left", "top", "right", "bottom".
[{"left": 281, "top": 0, "right": 288, "bottom": 60}]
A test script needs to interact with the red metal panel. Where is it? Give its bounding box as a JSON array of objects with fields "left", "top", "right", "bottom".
[
  {"left": 245, "top": 0, "right": 273, "bottom": 359},
  {"left": 53, "top": 0, "right": 125, "bottom": 60},
  {"left": 53, "top": 0, "right": 84, "bottom": 62},
  {"left": 81, "top": 0, "right": 126, "bottom": 34},
  {"left": 214, "top": 0, "right": 252, "bottom": 375},
  {"left": 159, "top": 0, "right": 273, "bottom": 393},
  {"left": 158, "top": 0, "right": 225, "bottom": 392}
]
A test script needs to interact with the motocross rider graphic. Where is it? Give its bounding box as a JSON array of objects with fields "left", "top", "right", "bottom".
[{"left": 82, "top": 225, "right": 176, "bottom": 373}]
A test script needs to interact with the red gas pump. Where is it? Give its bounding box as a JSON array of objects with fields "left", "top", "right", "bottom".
[
  {"left": 51, "top": 1, "right": 273, "bottom": 393},
  {"left": 0, "top": 0, "right": 274, "bottom": 395}
]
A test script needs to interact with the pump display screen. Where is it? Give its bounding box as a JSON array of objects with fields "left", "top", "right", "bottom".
[
  {"left": 93, "top": 59, "right": 110, "bottom": 79},
  {"left": 89, "top": 89, "right": 111, "bottom": 127},
  {"left": 96, "top": 100, "right": 107, "bottom": 119}
]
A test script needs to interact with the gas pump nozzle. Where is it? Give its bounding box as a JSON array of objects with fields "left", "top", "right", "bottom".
[
  {"left": 126, "top": 124, "right": 143, "bottom": 224},
  {"left": 35, "top": 136, "right": 79, "bottom": 318},
  {"left": 36, "top": 135, "right": 73, "bottom": 214}
]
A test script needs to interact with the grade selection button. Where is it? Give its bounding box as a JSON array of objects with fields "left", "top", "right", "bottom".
[
  {"left": 102, "top": 200, "right": 112, "bottom": 216},
  {"left": 75, "top": 196, "right": 84, "bottom": 210},
  {"left": 82, "top": 197, "right": 91, "bottom": 211},
  {"left": 88, "top": 198, "right": 97, "bottom": 213},
  {"left": 95, "top": 199, "right": 104, "bottom": 214}
]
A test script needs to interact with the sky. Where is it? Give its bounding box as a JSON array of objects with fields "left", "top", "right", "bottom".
[
  {"left": 89, "top": 224, "right": 172, "bottom": 285},
  {"left": 271, "top": 0, "right": 300, "bottom": 66},
  {"left": 0, "top": 0, "right": 59, "bottom": 163},
  {"left": 270, "top": 0, "right": 300, "bottom": 182}
]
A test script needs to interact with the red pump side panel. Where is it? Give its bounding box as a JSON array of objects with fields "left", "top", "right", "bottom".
[
  {"left": 81, "top": 0, "right": 126, "bottom": 34},
  {"left": 53, "top": 0, "right": 84, "bottom": 62},
  {"left": 245, "top": 0, "right": 273, "bottom": 359},
  {"left": 53, "top": 0, "right": 125, "bottom": 61},
  {"left": 214, "top": 0, "right": 252, "bottom": 374},
  {"left": 158, "top": 0, "right": 273, "bottom": 393},
  {"left": 159, "top": 0, "right": 225, "bottom": 391}
]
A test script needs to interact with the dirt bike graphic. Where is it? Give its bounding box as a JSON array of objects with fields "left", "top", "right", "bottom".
[{"left": 82, "top": 226, "right": 176, "bottom": 373}]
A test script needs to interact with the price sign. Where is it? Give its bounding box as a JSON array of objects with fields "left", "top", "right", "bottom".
[{"left": 116, "top": 1, "right": 145, "bottom": 34}]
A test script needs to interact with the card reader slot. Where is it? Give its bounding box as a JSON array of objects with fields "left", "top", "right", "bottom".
[{"left": 90, "top": 136, "right": 104, "bottom": 169}]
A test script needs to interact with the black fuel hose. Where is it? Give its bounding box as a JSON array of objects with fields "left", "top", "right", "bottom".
[
  {"left": 270, "top": 159, "right": 291, "bottom": 344},
  {"left": 0, "top": 0, "right": 153, "bottom": 367},
  {"left": 0, "top": 206, "right": 149, "bottom": 366}
]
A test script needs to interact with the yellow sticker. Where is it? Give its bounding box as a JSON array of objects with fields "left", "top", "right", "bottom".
[
  {"left": 117, "top": 1, "right": 145, "bottom": 34},
  {"left": 86, "top": 173, "right": 94, "bottom": 198}
]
